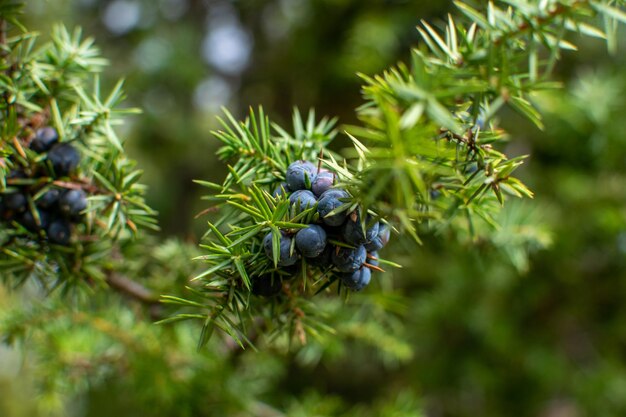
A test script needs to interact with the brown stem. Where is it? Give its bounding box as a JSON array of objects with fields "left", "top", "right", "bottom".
[
  {"left": 317, "top": 148, "right": 324, "bottom": 173},
  {"left": 0, "top": 19, "right": 6, "bottom": 51},
  {"left": 105, "top": 272, "right": 158, "bottom": 304},
  {"left": 105, "top": 271, "right": 164, "bottom": 320},
  {"left": 363, "top": 262, "right": 385, "bottom": 273},
  {"left": 1, "top": 18, "right": 8, "bottom": 105},
  {"left": 439, "top": 128, "right": 474, "bottom": 147},
  {"left": 494, "top": 0, "right": 585, "bottom": 45}
]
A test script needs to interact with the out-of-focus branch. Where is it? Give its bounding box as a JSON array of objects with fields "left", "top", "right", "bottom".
[
  {"left": 105, "top": 272, "right": 158, "bottom": 304},
  {"left": 0, "top": 19, "right": 6, "bottom": 48},
  {"left": 105, "top": 272, "right": 163, "bottom": 319}
]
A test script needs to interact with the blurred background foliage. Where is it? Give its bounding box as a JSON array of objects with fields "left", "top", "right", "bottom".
[{"left": 1, "top": 0, "right": 626, "bottom": 416}]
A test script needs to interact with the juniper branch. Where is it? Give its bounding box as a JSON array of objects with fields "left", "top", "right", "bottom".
[
  {"left": 164, "top": 0, "right": 626, "bottom": 348},
  {"left": 0, "top": 19, "right": 6, "bottom": 51},
  {"left": 105, "top": 272, "right": 158, "bottom": 305}
]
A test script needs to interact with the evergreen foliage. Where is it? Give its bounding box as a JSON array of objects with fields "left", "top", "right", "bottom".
[
  {"left": 166, "top": 0, "right": 625, "bottom": 347},
  {"left": 0, "top": 3, "right": 156, "bottom": 291}
]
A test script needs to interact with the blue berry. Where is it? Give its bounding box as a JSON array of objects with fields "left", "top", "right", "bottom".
[
  {"left": 272, "top": 182, "right": 290, "bottom": 198},
  {"left": 4, "top": 192, "right": 28, "bottom": 213},
  {"left": 466, "top": 163, "right": 479, "bottom": 174},
  {"left": 37, "top": 188, "right": 61, "bottom": 209},
  {"left": 289, "top": 190, "right": 317, "bottom": 212},
  {"left": 295, "top": 224, "right": 327, "bottom": 258},
  {"left": 59, "top": 189, "right": 87, "bottom": 217},
  {"left": 319, "top": 189, "right": 349, "bottom": 199},
  {"left": 308, "top": 245, "right": 333, "bottom": 269},
  {"left": 331, "top": 244, "right": 366, "bottom": 273},
  {"left": 263, "top": 231, "right": 299, "bottom": 267},
  {"left": 19, "top": 209, "right": 51, "bottom": 232},
  {"left": 30, "top": 127, "right": 59, "bottom": 153},
  {"left": 341, "top": 267, "right": 371, "bottom": 291},
  {"left": 364, "top": 223, "right": 390, "bottom": 251},
  {"left": 429, "top": 189, "right": 442, "bottom": 200},
  {"left": 286, "top": 161, "right": 316, "bottom": 191},
  {"left": 304, "top": 161, "right": 317, "bottom": 171},
  {"left": 317, "top": 189, "right": 349, "bottom": 227},
  {"left": 48, "top": 143, "right": 80, "bottom": 176},
  {"left": 47, "top": 218, "right": 71, "bottom": 245},
  {"left": 311, "top": 171, "right": 334, "bottom": 197},
  {"left": 343, "top": 212, "right": 379, "bottom": 246}
]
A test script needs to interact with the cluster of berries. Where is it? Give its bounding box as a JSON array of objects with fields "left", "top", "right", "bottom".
[
  {"left": 0, "top": 127, "right": 87, "bottom": 245},
  {"left": 258, "top": 160, "right": 390, "bottom": 295}
]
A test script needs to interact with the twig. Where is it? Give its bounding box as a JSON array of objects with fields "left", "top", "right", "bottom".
[
  {"left": 493, "top": 0, "right": 585, "bottom": 45},
  {"left": 105, "top": 271, "right": 164, "bottom": 320},
  {"left": 0, "top": 19, "right": 6, "bottom": 52},
  {"left": 105, "top": 272, "right": 157, "bottom": 304}
]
